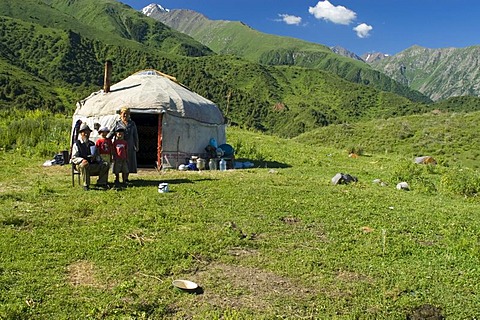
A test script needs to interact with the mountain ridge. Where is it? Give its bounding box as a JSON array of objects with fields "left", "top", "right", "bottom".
[
  {"left": 143, "top": 3, "right": 479, "bottom": 102},
  {"left": 4, "top": 0, "right": 477, "bottom": 139},
  {"left": 145, "top": 7, "right": 430, "bottom": 103},
  {"left": 369, "top": 45, "right": 480, "bottom": 101},
  {"left": 361, "top": 52, "right": 389, "bottom": 63}
]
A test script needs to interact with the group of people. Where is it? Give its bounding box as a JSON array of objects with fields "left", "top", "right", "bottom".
[{"left": 71, "top": 107, "right": 139, "bottom": 190}]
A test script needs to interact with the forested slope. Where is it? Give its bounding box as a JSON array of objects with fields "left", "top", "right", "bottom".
[{"left": 0, "top": 0, "right": 443, "bottom": 138}]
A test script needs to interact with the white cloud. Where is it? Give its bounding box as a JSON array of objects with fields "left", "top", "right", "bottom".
[
  {"left": 353, "top": 23, "right": 373, "bottom": 38},
  {"left": 277, "top": 14, "right": 302, "bottom": 25},
  {"left": 308, "top": 0, "right": 356, "bottom": 25}
]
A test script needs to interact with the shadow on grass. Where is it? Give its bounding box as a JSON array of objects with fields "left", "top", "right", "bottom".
[
  {"left": 174, "top": 286, "right": 204, "bottom": 295},
  {"left": 1, "top": 216, "right": 28, "bottom": 227},
  {"left": 234, "top": 158, "right": 291, "bottom": 169},
  {"left": 262, "top": 160, "right": 291, "bottom": 169},
  {"left": 129, "top": 178, "right": 218, "bottom": 187}
]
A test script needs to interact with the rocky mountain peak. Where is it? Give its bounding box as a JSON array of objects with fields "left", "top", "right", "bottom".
[
  {"left": 361, "top": 52, "right": 390, "bottom": 63},
  {"left": 330, "top": 46, "right": 363, "bottom": 62},
  {"left": 142, "top": 3, "right": 169, "bottom": 16}
]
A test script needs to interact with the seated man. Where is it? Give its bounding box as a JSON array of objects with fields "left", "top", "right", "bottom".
[{"left": 71, "top": 123, "right": 109, "bottom": 190}]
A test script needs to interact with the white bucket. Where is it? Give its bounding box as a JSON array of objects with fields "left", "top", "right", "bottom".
[
  {"left": 158, "top": 183, "right": 169, "bottom": 193},
  {"left": 196, "top": 158, "right": 206, "bottom": 170}
]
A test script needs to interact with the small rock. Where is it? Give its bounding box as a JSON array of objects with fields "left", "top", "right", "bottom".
[
  {"left": 331, "top": 173, "right": 343, "bottom": 185},
  {"left": 373, "top": 179, "right": 387, "bottom": 186},
  {"left": 332, "top": 173, "right": 358, "bottom": 185},
  {"left": 414, "top": 156, "right": 437, "bottom": 165},
  {"left": 396, "top": 182, "right": 409, "bottom": 190}
]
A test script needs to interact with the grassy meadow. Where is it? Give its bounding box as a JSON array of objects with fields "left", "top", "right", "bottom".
[
  {"left": 295, "top": 110, "right": 480, "bottom": 170},
  {"left": 1, "top": 126, "right": 480, "bottom": 319}
]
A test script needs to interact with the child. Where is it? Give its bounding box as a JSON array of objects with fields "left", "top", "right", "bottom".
[
  {"left": 95, "top": 127, "right": 113, "bottom": 166},
  {"left": 113, "top": 127, "right": 129, "bottom": 187}
]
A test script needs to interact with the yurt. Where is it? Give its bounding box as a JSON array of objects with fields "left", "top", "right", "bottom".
[{"left": 72, "top": 68, "right": 226, "bottom": 169}]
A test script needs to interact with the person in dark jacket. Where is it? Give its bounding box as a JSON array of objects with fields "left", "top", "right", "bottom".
[{"left": 71, "top": 123, "right": 109, "bottom": 190}]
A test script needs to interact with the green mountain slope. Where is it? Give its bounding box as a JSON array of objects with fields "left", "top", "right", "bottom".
[
  {"left": 0, "top": 59, "right": 64, "bottom": 112},
  {"left": 0, "top": 0, "right": 446, "bottom": 138},
  {"left": 294, "top": 107, "right": 480, "bottom": 169},
  {"left": 0, "top": 0, "right": 213, "bottom": 57},
  {"left": 369, "top": 45, "right": 480, "bottom": 101},
  {"left": 173, "top": 58, "right": 429, "bottom": 137},
  {"left": 0, "top": 13, "right": 204, "bottom": 111},
  {"left": 149, "top": 9, "right": 430, "bottom": 103},
  {"left": 160, "top": 11, "right": 332, "bottom": 60}
]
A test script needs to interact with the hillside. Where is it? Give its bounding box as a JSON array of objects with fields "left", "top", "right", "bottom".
[
  {"left": 294, "top": 108, "right": 480, "bottom": 169},
  {"left": 0, "top": 0, "right": 213, "bottom": 111},
  {"left": 146, "top": 7, "right": 430, "bottom": 104},
  {"left": 0, "top": 0, "right": 213, "bottom": 57},
  {"left": 171, "top": 58, "right": 432, "bottom": 137},
  {"left": 0, "top": 0, "right": 439, "bottom": 138},
  {"left": 0, "top": 58, "right": 64, "bottom": 112},
  {"left": 369, "top": 45, "right": 480, "bottom": 101}
]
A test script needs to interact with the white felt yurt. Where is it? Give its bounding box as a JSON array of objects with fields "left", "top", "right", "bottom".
[{"left": 72, "top": 69, "right": 226, "bottom": 169}]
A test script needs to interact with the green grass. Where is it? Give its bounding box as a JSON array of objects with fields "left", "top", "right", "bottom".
[
  {"left": 295, "top": 110, "right": 480, "bottom": 170},
  {"left": 1, "top": 127, "right": 479, "bottom": 318}
]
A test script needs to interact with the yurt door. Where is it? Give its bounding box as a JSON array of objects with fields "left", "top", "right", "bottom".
[{"left": 129, "top": 113, "right": 161, "bottom": 168}]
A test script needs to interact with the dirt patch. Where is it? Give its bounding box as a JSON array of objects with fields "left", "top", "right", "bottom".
[
  {"left": 407, "top": 304, "right": 444, "bottom": 320},
  {"left": 360, "top": 226, "right": 375, "bottom": 233},
  {"left": 336, "top": 270, "right": 372, "bottom": 283},
  {"left": 281, "top": 216, "right": 300, "bottom": 224},
  {"left": 0, "top": 183, "right": 25, "bottom": 194},
  {"left": 67, "top": 260, "right": 103, "bottom": 288},
  {"left": 41, "top": 165, "right": 69, "bottom": 176},
  {"left": 184, "top": 262, "right": 317, "bottom": 313},
  {"left": 227, "top": 247, "right": 259, "bottom": 258}
]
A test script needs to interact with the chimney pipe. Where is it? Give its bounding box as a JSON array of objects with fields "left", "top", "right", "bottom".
[{"left": 103, "top": 60, "right": 112, "bottom": 93}]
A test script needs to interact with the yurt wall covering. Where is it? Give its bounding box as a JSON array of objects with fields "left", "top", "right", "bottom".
[
  {"left": 71, "top": 69, "right": 226, "bottom": 169},
  {"left": 160, "top": 113, "right": 226, "bottom": 168}
]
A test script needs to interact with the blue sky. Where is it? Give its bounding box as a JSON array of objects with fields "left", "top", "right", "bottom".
[{"left": 121, "top": 0, "right": 480, "bottom": 56}]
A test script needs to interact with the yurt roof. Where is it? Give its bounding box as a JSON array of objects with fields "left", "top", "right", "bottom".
[{"left": 74, "top": 70, "right": 224, "bottom": 125}]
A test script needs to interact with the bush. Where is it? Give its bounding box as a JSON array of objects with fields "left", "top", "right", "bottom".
[
  {"left": 231, "top": 139, "right": 265, "bottom": 161},
  {"left": 388, "top": 160, "right": 441, "bottom": 194},
  {"left": 440, "top": 167, "right": 480, "bottom": 197},
  {"left": 346, "top": 145, "right": 364, "bottom": 156},
  {"left": 0, "top": 109, "right": 70, "bottom": 156}
]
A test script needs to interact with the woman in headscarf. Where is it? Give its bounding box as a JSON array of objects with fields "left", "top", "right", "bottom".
[{"left": 109, "top": 107, "right": 139, "bottom": 179}]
